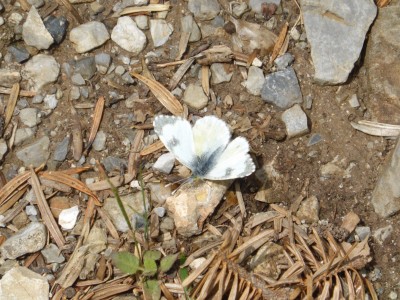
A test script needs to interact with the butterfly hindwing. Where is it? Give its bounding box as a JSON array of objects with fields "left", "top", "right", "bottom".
[
  {"left": 203, "top": 137, "right": 255, "bottom": 180},
  {"left": 153, "top": 115, "right": 196, "bottom": 170}
]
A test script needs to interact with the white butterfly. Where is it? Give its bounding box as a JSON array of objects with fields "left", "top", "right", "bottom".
[{"left": 153, "top": 115, "right": 255, "bottom": 180}]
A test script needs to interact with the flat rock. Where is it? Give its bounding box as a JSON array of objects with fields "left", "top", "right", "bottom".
[
  {"left": 16, "top": 136, "right": 50, "bottom": 167},
  {"left": 22, "top": 54, "right": 60, "bottom": 92},
  {"left": 111, "top": 17, "right": 147, "bottom": 54},
  {"left": 301, "top": 0, "right": 377, "bottom": 84},
  {"left": 188, "top": 0, "right": 221, "bottom": 21},
  {"left": 281, "top": 104, "right": 309, "bottom": 138},
  {"left": 73, "top": 56, "right": 96, "bottom": 80},
  {"left": 41, "top": 244, "right": 65, "bottom": 264},
  {"left": 150, "top": 19, "right": 173, "bottom": 47},
  {"left": 53, "top": 136, "right": 70, "bottom": 161},
  {"left": 70, "top": 21, "right": 110, "bottom": 53},
  {"left": 181, "top": 14, "right": 201, "bottom": 42},
  {"left": 274, "top": 53, "right": 294, "bottom": 70},
  {"left": 0, "top": 266, "right": 49, "bottom": 300},
  {"left": 0, "top": 68, "right": 21, "bottom": 88},
  {"left": 371, "top": 137, "right": 400, "bottom": 217},
  {"left": 104, "top": 192, "right": 150, "bottom": 232},
  {"left": 153, "top": 152, "right": 175, "bottom": 174},
  {"left": 22, "top": 6, "right": 53, "bottom": 50},
  {"left": 242, "top": 66, "right": 264, "bottom": 96},
  {"left": 19, "top": 108, "right": 41, "bottom": 127},
  {"left": 0, "top": 222, "right": 47, "bottom": 259},
  {"left": 210, "top": 63, "right": 233, "bottom": 84},
  {"left": 183, "top": 83, "right": 208, "bottom": 109},
  {"left": 364, "top": 5, "right": 400, "bottom": 123},
  {"left": 261, "top": 67, "right": 302, "bottom": 109}
]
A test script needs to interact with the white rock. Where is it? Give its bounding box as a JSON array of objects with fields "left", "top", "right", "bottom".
[
  {"left": 22, "top": 6, "right": 53, "bottom": 50},
  {"left": 58, "top": 206, "right": 80, "bottom": 230},
  {"left": 281, "top": 104, "right": 309, "bottom": 138},
  {"left": 44, "top": 94, "right": 58, "bottom": 109},
  {"left": 242, "top": 66, "right": 264, "bottom": 96},
  {"left": 70, "top": 21, "right": 110, "bottom": 53},
  {"left": 0, "top": 266, "right": 49, "bottom": 300},
  {"left": 150, "top": 19, "right": 173, "bottom": 47},
  {"left": 111, "top": 16, "right": 147, "bottom": 54},
  {"left": 22, "top": 54, "right": 60, "bottom": 92},
  {"left": 210, "top": 63, "right": 233, "bottom": 84},
  {"left": 153, "top": 152, "right": 175, "bottom": 174}
]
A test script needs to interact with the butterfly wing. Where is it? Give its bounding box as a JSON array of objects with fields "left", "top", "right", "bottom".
[
  {"left": 153, "top": 115, "right": 196, "bottom": 170},
  {"left": 203, "top": 136, "right": 255, "bottom": 180}
]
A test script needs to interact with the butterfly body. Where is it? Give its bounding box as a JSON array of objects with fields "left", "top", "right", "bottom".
[{"left": 153, "top": 115, "right": 255, "bottom": 180}]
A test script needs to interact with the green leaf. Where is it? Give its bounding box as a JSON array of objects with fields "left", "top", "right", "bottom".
[
  {"left": 143, "top": 258, "right": 158, "bottom": 277},
  {"left": 179, "top": 267, "right": 189, "bottom": 281},
  {"left": 143, "top": 250, "right": 162, "bottom": 261},
  {"left": 159, "top": 253, "right": 178, "bottom": 273},
  {"left": 143, "top": 279, "right": 161, "bottom": 300},
  {"left": 112, "top": 251, "right": 140, "bottom": 275}
]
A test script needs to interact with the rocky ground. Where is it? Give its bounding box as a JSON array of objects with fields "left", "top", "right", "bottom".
[{"left": 0, "top": 0, "right": 400, "bottom": 299}]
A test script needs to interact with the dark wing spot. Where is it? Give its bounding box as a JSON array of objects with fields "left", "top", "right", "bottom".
[
  {"left": 225, "top": 168, "right": 233, "bottom": 177},
  {"left": 167, "top": 137, "right": 179, "bottom": 148}
]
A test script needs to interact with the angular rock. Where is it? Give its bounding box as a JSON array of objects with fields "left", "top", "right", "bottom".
[
  {"left": 22, "top": 54, "right": 60, "bottom": 92},
  {"left": 364, "top": 5, "right": 400, "bottom": 123},
  {"left": 93, "top": 131, "right": 106, "bottom": 151},
  {"left": 103, "top": 156, "right": 127, "bottom": 172},
  {"left": 210, "top": 63, "right": 233, "bottom": 84},
  {"left": 73, "top": 56, "right": 97, "bottom": 80},
  {"left": 150, "top": 19, "right": 173, "bottom": 47},
  {"left": 104, "top": 192, "right": 150, "bottom": 232},
  {"left": 0, "top": 222, "right": 47, "bottom": 259},
  {"left": 183, "top": 83, "right": 208, "bottom": 109},
  {"left": 301, "top": 0, "right": 377, "bottom": 84},
  {"left": 22, "top": 6, "right": 54, "bottom": 50},
  {"left": 44, "top": 15, "right": 68, "bottom": 44},
  {"left": 7, "top": 45, "right": 30, "bottom": 63},
  {"left": 54, "top": 136, "right": 70, "bottom": 161},
  {"left": 111, "top": 17, "right": 147, "bottom": 54},
  {"left": 19, "top": 108, "right": 41, "bottom": 127},
  {"left": 261, "top": 67, "right": 302, "bottom": 109},
  {"left": 16, "top": 136, "right": 50, "bottom": 167},
  {"left": 371, "top": 137, "right": 400, "bottom": 217},
  {"left": 44, "top": 94, "right": 58, "bottom": 109},
  {"left": 15, "top": 128, "right": 36, "bottom": 146},
  {"left": 27, "top": 0, "right": 45, "bottom": 8},
  {"left": 274, "top": 53, "right": 294, "bottom": 70},
  {"left": 71, "top": 73, "right": 85, "bottom": 85},
  {"left": 242, "top": 66, "right": 264, "bottom": 96},
  {"left": 0, "top": 266, "right": 49, "bottom": 299},
  {"left": 134, "top": 15, "right": 149, "bottom": 30},
  {"left": 58, "top": 206, "right": 80, "bottom": 230},
  {"left": 188, "top": 0, "right": 221, "bottom": 21},
  {"left": 70, "top": 21, "right": 110, "bottom": 53},
  {"left": 281, "top": 104, "right": 309, "bottom": 138},
  {"left": 0, "top": 68, "right": 21, "bottom": 88},
  {"left": 41, "top": 244, "right": 65, "bottom": 264},
  {"left": 153, "top": 153, "right": 175, "bottom": 174},
  {"left": 181, "top": 14, "right": 201, "bottom": 42},
  {"left": 95, "top": 53, "right": 111, "bottom": 74}
]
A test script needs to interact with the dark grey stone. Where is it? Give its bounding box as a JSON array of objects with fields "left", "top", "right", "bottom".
[
  {"left": 73, "top": 57, "right": 96, "bottom": 80},
  {"left": 103, "top": 156, "right": 128, "bottom": 173},
  {"left": 53, "top": 136, "right": 70, "bottom": 161},
  {"left": 7, "top": 45, "right": 30, "bottom": 63},
  {"left": 44, "top": 15, "right": 69, "bottom": 44}
]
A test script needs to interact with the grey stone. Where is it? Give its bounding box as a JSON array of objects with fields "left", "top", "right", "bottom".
[
  {"left": 17, "top": 99, "right": 29, "bottom": 109},
  {"left": 93, "top": 131, "right": 106, "bottom": 151},
  {"left": 71, "top": 73, "right": 85, "bottom": 85},
  {"left": 0, "top": 68, "right": 21, "bottom": 88},
  {"left": 188, "top": 0, "right": 221, "bottom": 21},
  {"left": 242, "top": 66, "right": 264, "bottom": 96},
  {"left": 80, "top": 87, "right": 89, "bottom": 98},
  {"left": 371, "top": 137, "right": 400, "bottom": 217},
  {"left": 103, "top": 156, "right": 127, "bottom": 173},
  {"left": 281, "top": 104, "right": 309, "bottom": 138},
  {"left": 121, "top": 72, "right": 134, "bottom": 84},
  {"left": 14, "top": 128, "right": 36, "bottom": 146},
  {"left": 104, "top": 192, "right": 149, "bottom": 232},
  {"left": 301, "top": 0, "right": 377, "bottom": 84},
  {"left": 183, "top": 83, "right": 208, "bottom": 109},
  {"left": 95, "top": 53, "right": 111, "bottom": 74},
  {"left": 70, "top": 21, "right": 110, "bottom": 53},
  {"left": 70, "top": 86, "right": 80, "bottom": 100},
  {"left": 348, "top": 94, "right": 360, "bottom": 108},
  {"left": 307, "top": 133, "right": 322, "bottom": 146},
  {"left": 210, "top": 63, "right": 233, "bottom": 84},
  {"left": 44, "top": 94, "right": 58, "bottom": 109},
  {"left": 74, "top": 57, "right": 96, "bottom": 80},
  {"left": 54, "top": 136, "right": 70, "bottom": 161},
  {"left": 150, "top": 19, "right": 173, "bottom": 47},
  {"left": 355, "top": 226, "right": 371, "bottom": 241},
  {"left": 22, "top": 6, "right": 54, "bottom": 50},
  {"left": 249, "top": 0, "right": 281, "bottom": 13},
  {"left": 364, "top": 6, "right": 400, "bottom": 123},
  {"left": 7, "top": 45, "right": 30, "bottom": 63},
  {"left": 154, "top": 207, "right": 166, "bottom": 218},
  {"left": 134, "top": 15, "right": 149, "bottom": 30},
  {"left": 0, "top": 222, "right": 47, "bottom": 259},
  {"left": 261, "top": 67, "right": 302, "bottom": 109},
  {"left": 111, "top": 17, "right": 147, "bottom": 54},
  {"left": 153, "top": 152, "right": 175, "bottom": 174},
  {"left": 0, "top": 266, "right": 49, "bottom": 299},
  {"left": 373, "top": 225, "right": 393, "bottom": 244},
  {"left": 181, "top": 14, "right": 201, "bottom": 42},
  {"left": 16, "top": 136, "right": 50, "bottom": 167},
  {"left": 43, "top": 15, "right": 68, "bottom": 44},
  {"left": 274, "top": 53, "right": 294, "bottom": 70},
  {"left": 90, "top": 2, "right": 105, "bottom": 14},
  {"left": 41, "top": 244, "right": 65, "bottom": 264},
  {"left": 19, "top": 108, "right": 41, "bottom": 127},
  {"left": 121, "top": 0, "right": 149, "bottom": 7},
  {"left": 115, "top": 65, "right": 125, "bottom": 76},
  {"left": 160, "top": 216, "right": 175, "bottom": 233},
  {"left": 0, "top": 139, "right": 7, "bottom": 161},
  {"left": 22, "top": 54, "right": 60, "bottom": 92}
]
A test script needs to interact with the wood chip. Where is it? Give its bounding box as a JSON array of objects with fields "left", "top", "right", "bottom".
[
  {"left": 201, "top": 65, "right": 210, "bottom": 97},
  {"left": 340, "top": 212, "right": 360, "bottom": 233},
  {"left": 176, "top": 31, "right": 191, "bottom": 60},
  {"left": 84, "top": 96, "right": 105, "bottom": 155},
  {"left": 4, "top": 83, "right": 19, "bottom": 130},
  {"left": 196, "top": 45, "right": 234, "bottom": 65},
  {"left": 69, "top": 100, "right": 83, "bottom": 161},
  {"left": 140, "top": 140, "right": 164, "bottom": 156},
  {"left": 128, "top": 129, "right": 144, "bottom": 176},
  {"left": 131, "top": 72, "right": 183, "bottom": 116},
  {"left": 0, "top": 87, "right": 35, "bottom": 97},
  {"left": 351, "top": 120, "right": 400, "bottom": 137},
  {"left": 119, "top": 3, "right": 171, "bottom": 16},
  {"left": 269, "top": 22, "right": 289, "bottom": 64}
]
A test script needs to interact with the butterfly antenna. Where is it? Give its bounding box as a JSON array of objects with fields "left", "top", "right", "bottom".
[{"left": 165, "top": 176, "right": 192, "bottom": 187}]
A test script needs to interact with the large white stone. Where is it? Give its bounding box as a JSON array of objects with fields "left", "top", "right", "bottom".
[
  {"left": 150, "top": 19, "right": 173, "bottom": 47},
  {"left": 70, "top": 21, "right": 110, "bottom": 53},
  {"left": 111, "top": 16, "right": 147, "bottom": 54},
  {"left": 22, "top": 54, "right": 60, "bottom": 92},
  {"left": 22, "top": 6, "right": 53, "bottom": 50}
]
